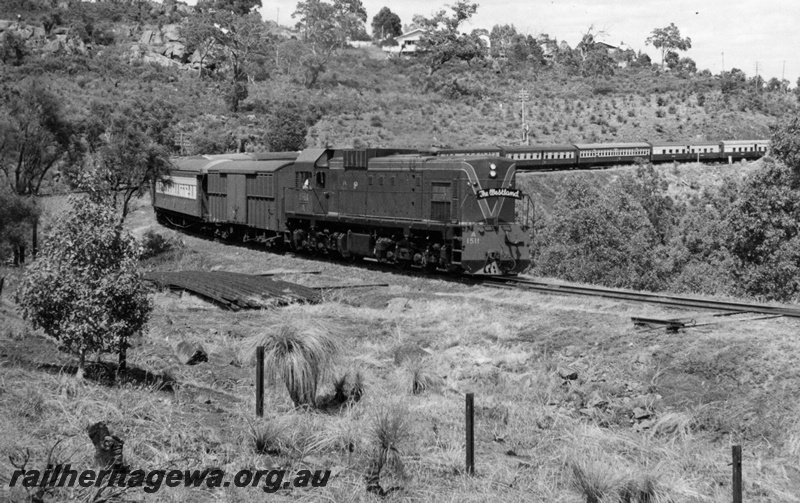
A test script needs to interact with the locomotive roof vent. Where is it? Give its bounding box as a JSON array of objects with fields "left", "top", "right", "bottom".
[{"left": 342, "top": 148, "right": 419, "bottom": 169}]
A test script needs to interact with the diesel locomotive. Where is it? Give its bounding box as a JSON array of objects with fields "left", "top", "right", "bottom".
[{"left": 152, "top": 148, "right": 532, "bottom": 275}]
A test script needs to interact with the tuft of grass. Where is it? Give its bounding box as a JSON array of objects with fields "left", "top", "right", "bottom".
[
  {"left": 371, "top": 404, "right": 411, "bottom": 460},
  {"left": 571, "top": 460, "right": 624, "bottom": 503},
  {"left": 408, "top": 362, "right": 444, "bottom": 395},
  {"left": 247, "top": 419, "right": 285, "bottom": 456},
  {"left": 366, "top": 404, "right": 412, "bottom": 496},
  {"left": 242, "top": 319, "right": 341, "bottom": 408}
]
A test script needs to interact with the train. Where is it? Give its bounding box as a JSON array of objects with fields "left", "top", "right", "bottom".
[
  {"left": 434, "top": 139, "right": 770, "bottom": 170},
  {"left": 152, "top": 148, "right": 532, "bottom": 276}
]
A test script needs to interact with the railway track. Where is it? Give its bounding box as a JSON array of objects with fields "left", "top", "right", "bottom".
[{"left": 482, "top": 276, "right": 800, "bottom": 319}]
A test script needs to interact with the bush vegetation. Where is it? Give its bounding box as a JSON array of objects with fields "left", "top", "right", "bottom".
[{"left": 531, "top": 118, "right": 800, "bottom": 301}]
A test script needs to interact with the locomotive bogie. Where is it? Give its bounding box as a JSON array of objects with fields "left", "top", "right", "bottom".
[{"left": 460, "top": 223, "right": 529, "bottom": 275}]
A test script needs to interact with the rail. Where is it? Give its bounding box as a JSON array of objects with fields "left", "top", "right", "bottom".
[{"left": 481, "top": 277, "right": 800, "bottom": 318}]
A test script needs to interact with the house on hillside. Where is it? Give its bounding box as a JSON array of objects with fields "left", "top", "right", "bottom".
[{"left": 382, "top": 28, "right": 426, "bottom": 55}]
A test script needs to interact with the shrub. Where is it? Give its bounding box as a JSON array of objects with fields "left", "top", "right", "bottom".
[
  {"left": 727, "top": 161, "right": 800, "bottom": 300},
  {"left": 139, "top": 230, "right": 183, "bottom": 261},
  {"left": 533, "top": 177, "right": 665, "bottom": 291},
  {"left": 16, "top": 197, "right": 152, "bottom": 378},
  {"left": 266, "top": 102, "right": 307, "bottom": 152}
]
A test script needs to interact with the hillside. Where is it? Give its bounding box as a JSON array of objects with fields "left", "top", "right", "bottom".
[
  {"left": 0, "top": 0, "right": 797, "bottom": 156},
  {"left": 517, "top": 159, "right": 764, "bottom": 221}
]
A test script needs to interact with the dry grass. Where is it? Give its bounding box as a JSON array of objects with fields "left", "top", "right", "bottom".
[{"left": 2, "top": 201, "right": 800, "bottom": 502}]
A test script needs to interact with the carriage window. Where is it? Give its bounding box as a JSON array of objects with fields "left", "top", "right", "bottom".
[{"left": 316, "top": 171, "right": 326, "bottom": 188}]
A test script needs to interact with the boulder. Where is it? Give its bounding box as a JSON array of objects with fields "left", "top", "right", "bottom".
[
  {"left": 557, "top": 365, "right": 578, "bottom": 380},
  {"left": 150, "top": 31, "right": 163, "bottom": 45},
  {"left": 174, "top": 341, "right": 208, "bottom": 365},
  {"left": 142, "top": 52, "right": 182, "bottom": 68},
  {"left": 42, "top": 39, "right": 63, "bottom": 55},
  {"left": 162, "top": 41, "right": 186, "bottom": 60},
  {"left": 32, "top": 26, "right": 45, "bottom": 39},
  {"left": 161, "top": 24, "right": 181, "bottom": 42},
  {"left": 139, "top": 29, "right": 152, "bottom": 44},
  {"left": 392, "top": 344, "right": 431, "bottom": 364},
  {"left": 0, "top": 20, "right": 14, "bottom": 31},
  {"left": 586, "top": 390, "right": 608, "bottom": 409},
  {"left": 562, "top": 345, "right": 580, "bottom": 357},
  {"left": 52, "top": 26, "right": 69, "bottom": 35}
]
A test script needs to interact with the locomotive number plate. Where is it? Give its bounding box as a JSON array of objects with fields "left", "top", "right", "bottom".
[{"left": 465, "top": 237, "right": 481, "bottom": 245}]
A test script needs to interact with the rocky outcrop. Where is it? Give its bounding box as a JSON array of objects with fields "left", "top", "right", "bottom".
[
  {"left": 0, "top": 15, "right": 202, "bottom": 71},
  {"left": 0, "top": 20, "right": 90, "bottom": 57},
  {"left": 128, "top": 23, "right": 194, "bottom": 68}
]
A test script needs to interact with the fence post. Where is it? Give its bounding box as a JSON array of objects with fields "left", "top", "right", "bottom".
[
  {"left": 256, "top": 346, "right": 264, "bottom": 417},
  {"left": 466, "top": 392, "right": 474, "bottom": 475},
  {"left": 732, "top": 445, "right": 742, "bottom": 503}
]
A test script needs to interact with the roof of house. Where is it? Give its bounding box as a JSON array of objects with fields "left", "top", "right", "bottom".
[{"left": 396, "top": 29, "right": 426, "bottom": 41}]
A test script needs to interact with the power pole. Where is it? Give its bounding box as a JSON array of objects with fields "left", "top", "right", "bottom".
[
  {"left": 755, "top": 61, "right": 759, "bottom": 92},
  {"left": 518, "top": 88, "right": 530, "bottom": 145},
  {"left": 721, "top": 52, "right": 725, "bottom": 74},
  {"left": 782, "top": 60, "right": 786, "bottom": 92}
]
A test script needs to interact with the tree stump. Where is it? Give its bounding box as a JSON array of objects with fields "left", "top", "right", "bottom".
[{"left": 86, "top": 422, "right": 125, "bottom": 470}]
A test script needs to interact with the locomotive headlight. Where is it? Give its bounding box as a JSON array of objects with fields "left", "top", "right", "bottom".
[{"left": 489, "top": 163, "right": 497, "bottom": 179}]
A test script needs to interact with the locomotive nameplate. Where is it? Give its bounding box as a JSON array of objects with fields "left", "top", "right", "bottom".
[{"left": 476, "top": 188, "right": 521, "bottom": 200}]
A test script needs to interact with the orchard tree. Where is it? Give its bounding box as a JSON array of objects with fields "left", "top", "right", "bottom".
[
  {"left": 184, "top": 0, "right": 274, "bottom": 110},
  {"left": 0, "top": 189, "right": 39, "bottom": 263},
  {"left": 293, "top": 0, "right": 368, "bottom": 87},
  {"left": 489, "top": 24, "right": 517, "bottom": 59},
  {"left": 266, "top": 102, "right": 308, "bottom": 151},
  {"left": 0, "top": 80, "right": 76, "bottom": 262},
  {"left": 414, "top": 0, "right": 484, "bottom": 75},
  {"left": 645, "top": 23, "right": 691, "bottom": 69},
  {"left": 371, "top": 6, "right": 401, "bottom": 41},
  {"left": 508, "top": 34, "right": 544, "bottom": 69},
  {"left": 65, "top": 98, "right": 175, "bottom": 225},
  {"left": 0, "top": 30, "right": 29, "bottom": 65},
  {"left": 16, "top": 196, "right": 152, "bottom": 379}
]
